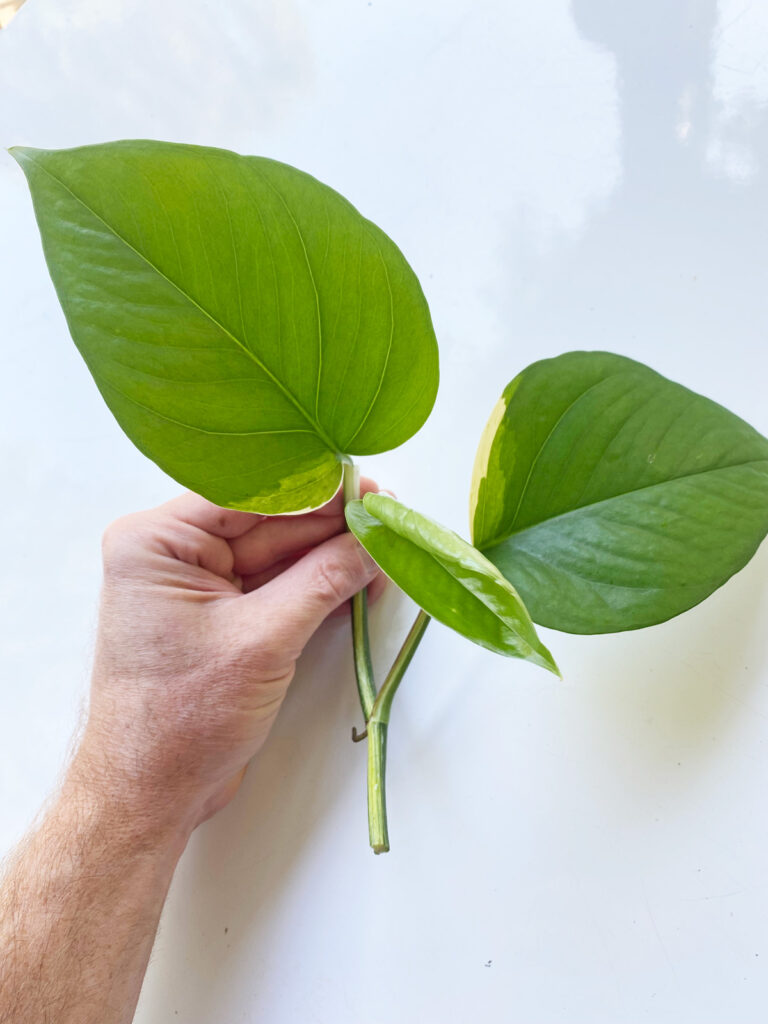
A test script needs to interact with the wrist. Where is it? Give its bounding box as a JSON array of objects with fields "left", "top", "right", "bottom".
[{"left": 65, "top": 738, "right": 197, "bottom": 861}]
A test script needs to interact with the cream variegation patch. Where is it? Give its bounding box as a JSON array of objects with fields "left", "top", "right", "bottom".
[{"left": 0, "top": 0, "right": 27, "bottom": 29}]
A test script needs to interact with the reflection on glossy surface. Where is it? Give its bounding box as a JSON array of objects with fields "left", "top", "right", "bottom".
[
  {"left": 709, "top": 0, "right": 768, "bottom": 181},
  {"left": 496, "top": 0, "right": 768, "bottom": 428}
]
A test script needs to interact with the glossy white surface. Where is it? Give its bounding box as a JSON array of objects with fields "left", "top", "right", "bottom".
[{"left": 2, "top": 1, "right": 768, "bottom": 1020}]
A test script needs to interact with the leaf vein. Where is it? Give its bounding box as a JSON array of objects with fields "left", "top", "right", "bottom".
[
  {"left": 25, "top": 154, "right": 337, "bottom": 452},
  {"left": 343, "top": 227, "right": 396, "bottom": 448},
  {"left": 99, "top": 376, "right": 316, "bottom": 438},
  {"left": 483, "top": 458, "right": 768, "bottom": 550}
]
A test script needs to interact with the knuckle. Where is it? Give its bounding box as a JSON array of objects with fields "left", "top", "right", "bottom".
[
  {"left": 101, "top": 512, "right": 150, "bottom": 571},
  {"left": 313, "top": 554, "right": 355, "bottom": 606},
  {"left": 101, "top": 515, "right": 131, "bottom": 559}
]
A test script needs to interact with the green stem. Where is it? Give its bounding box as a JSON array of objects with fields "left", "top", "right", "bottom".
[
  {"left": 367, "top": 720, "right": 389, "bottom": 854},
  {"left": 342, "top": 462, "right": 377, "bottom": 722},
  {"left": 340, "top": 462, "right": 431, "bottom": 853},
  {"left": 366, "top": 610, "right": 431, "bottom": 853}
]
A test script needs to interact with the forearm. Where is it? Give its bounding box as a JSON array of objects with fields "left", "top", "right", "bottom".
[
  {"left": 0, "top": 489, "right": 381, "bottom": 1023},
  {"left": 0, "top": 755, "right": 192, "bottom": 1024}
]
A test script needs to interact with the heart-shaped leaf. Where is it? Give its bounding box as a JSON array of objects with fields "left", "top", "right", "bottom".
[
  {"left": 12, "top": 141, "right": 439, "bottom": 513},
  {"left": 346, "top": 493, "right": 559, "bottom": 674},
  {"left": 471, "top": 351, "right": 768, "bottom": 634}
]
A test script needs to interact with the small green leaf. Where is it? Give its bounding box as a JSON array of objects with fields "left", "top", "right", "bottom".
[
  {"left": 471, "top": 351, "right": 768, "bottom": 634},
  {"left": 346, "top": 493, "right": 559, "bottom": 674},
  {"left": 12, "top": 140, "right": 438, "bottom": 513}
]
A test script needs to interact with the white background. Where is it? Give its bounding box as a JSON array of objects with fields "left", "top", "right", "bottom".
[{"left": 2, "top": 1, "right": 768, "bottom": 1021}]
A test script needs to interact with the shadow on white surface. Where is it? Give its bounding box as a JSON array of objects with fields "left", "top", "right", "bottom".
[
  {"left": 574, "top": 544, "right": 768, "bottom": 809},
  {"left": 136, "top": 584, "right": 413, "bottom": 1022},
  {"left": 135, "top": 544, "right": 768, "bottom": 1022}
]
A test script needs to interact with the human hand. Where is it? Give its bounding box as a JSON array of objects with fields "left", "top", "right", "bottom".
[{"left": 73, "top": 481, "right": 384, "bottom": 838}]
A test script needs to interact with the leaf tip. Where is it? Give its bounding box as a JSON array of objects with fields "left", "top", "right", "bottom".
[
  {"left": 538, "top": 646, "right": 562, "bottom": 679},
  {"left": 7, "top": 145, "right": 36, "bottom": 168},
  {"left": 361, "top": 491, "right": 387, "bottom": 518}
]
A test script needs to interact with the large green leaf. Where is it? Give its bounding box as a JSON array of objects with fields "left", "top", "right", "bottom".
[
  {"left": 346, "top": 493, "right": 558, "bottom": 674},
  {"left": 12, "top": 141, "right": 438, "bottom": 513},
  {"left": 471, "top": 351, "right": 768, "bottom": 634}
]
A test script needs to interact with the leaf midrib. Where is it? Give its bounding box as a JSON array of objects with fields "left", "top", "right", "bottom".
[
  {"left": 406, "top": 540, "right": 538, "bottom": 654},
  {"left": 479, "top": 456, "right": 768, "bottom": 552},
  {"left": 251, "top": 169, "right": 326, "bottom": 422},
  {"left": 514, "top": 545, "right": 722, "bottom": 593},
  {"left": 505, "top": 371, "right": 630, "bottom": 534},
  {"left": 24, "top": 151, "right": 340, "bottom": 455},
  {"left": 367, "top": 502, "right": 538, "bottom": 654}
]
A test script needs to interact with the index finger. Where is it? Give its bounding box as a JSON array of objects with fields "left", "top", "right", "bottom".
[
  {"left": 156, "top": 475, "right": 380, "bottom": 539},
  {"left": 157, "top": 492, "right": 266, "bottom": 539}
]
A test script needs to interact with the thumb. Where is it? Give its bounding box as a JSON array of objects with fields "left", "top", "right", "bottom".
[{"left": 251, "top": 532, "right": 380, "bottom": 655}]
